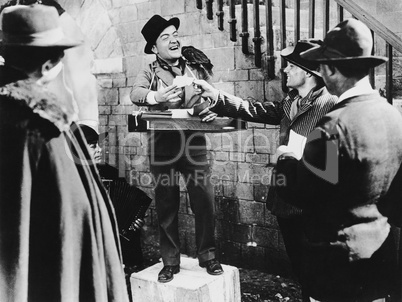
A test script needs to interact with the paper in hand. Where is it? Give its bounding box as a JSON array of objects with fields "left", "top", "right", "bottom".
[
  {"left": 173, "top": 75, "right": 195, "bottom": 88},
  {"left": 286, "top": 130, "right": 307, "bottom": 160}
]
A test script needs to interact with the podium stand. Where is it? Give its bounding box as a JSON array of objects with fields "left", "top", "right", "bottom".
[{"left": 128, "top": 109, "right": 247, "bottom": 133}]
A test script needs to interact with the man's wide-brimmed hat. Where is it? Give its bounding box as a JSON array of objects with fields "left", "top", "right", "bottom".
[
  {"left": 281, "top": 39, "right": 323, "bottom": 77},
  {"left": 142, "top": 14, "right": 180, "bottom": 54},
  {"left": 0, "top": 4, "right": 81, "bottom": 48},
  {"left": 300, "top": 18, "right": 387, "bottom": 67}
]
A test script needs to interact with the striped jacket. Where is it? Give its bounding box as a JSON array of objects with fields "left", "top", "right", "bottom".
[{"left": 210, "top": 85, "right": 338, "bottom": 217}]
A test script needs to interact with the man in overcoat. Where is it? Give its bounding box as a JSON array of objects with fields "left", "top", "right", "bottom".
[{"left": 276, "top": 19, "right": 402, "bottom": 301}]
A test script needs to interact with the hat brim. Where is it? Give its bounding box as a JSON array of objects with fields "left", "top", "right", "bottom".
[
  {"left": 281, "top": 46, "right": 321, "bottom": 78},
  {"left": 301, "top": 45, "right": 388, "bottom": 68},
  {"left": 0, "top": 34, "right": 82, "bottom": 49},
  {"left": 144, "top": 17, "right": 180, "bottom": 54}
]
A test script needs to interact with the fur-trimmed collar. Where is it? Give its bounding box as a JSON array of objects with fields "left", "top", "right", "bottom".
[{"left": 0, "top": 78, "right": 74, "bottom": 132}]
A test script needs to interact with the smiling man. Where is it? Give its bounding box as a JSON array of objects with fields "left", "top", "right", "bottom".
[
  {"left": 130, "top": 15, "right": 222, "bottom": 283},
  {"left": 193, "top": 40, "right": 338, "bottom": 301}
]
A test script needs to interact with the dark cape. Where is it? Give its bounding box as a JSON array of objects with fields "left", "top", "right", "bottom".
[{"left": 0, "top": 66, "right": 128, "bottom": 301}]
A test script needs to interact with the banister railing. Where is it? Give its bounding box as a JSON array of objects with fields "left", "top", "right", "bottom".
[
  {"left": 334, "top": 0, "right": 402, "bottom": 54},
  {"left": 196, "top": 0, "right": 402, "bottom": 104}
]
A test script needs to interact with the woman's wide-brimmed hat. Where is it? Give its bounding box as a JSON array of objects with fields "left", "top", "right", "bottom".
[
  {"left": 300, "top": 18, "right": 387, "bottom": 68},
  {"left": 280, "top": 39, "right": 323, "bottom": 77},
  {"left": 74, "top": 122, "right": 109, "bottom": 145},
  {"left": 141, "top": 14, "right": 180, "bottom": 54},
  {"left": 78, "top": 124, "right": 99, "bottom": 144},
  {"left": 0, "top": 4, "right": 82, "bottom": 48}
]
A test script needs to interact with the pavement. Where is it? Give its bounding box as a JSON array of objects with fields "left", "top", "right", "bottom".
[{"left": 127, "top": 245, "right": 303, "bottom": 302}]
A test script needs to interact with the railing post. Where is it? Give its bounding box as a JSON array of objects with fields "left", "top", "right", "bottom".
[
  {"left": 323, "top": 0, "right": 330, "bottom": 37},
  {"left": 240, "top": 0, "right": 249, "bottom": 54},
  {"left": 369, "top": 30, "right": 375, "bottom": 88},
  {"left": 265, "top": 0, "right": 275, "bottom": 79},
  {"left": 309, "top": 0, "right": 315, "bottom": 38},
  {"left": 196, "top": 0, "right": 203, "bottom": 10},
  {"left": 337, "top": 4, "right": 343, "bottom": 23},
  {"left": 206, "top": 0, "right": 214, "bottom": 20},
  {"left": 386, "top": 43, "right": 393, "bottom": 104},
  {"left": 216, "top": 0, "right": 224, "bottom": 30},
  {"left": 280, "top": 0, "right": 288, "bottom": 92},
  {"left": 228, "top": 0, "right": 237, "bottom": 42},
  {"left": 253, "top": 0, "right": 262, "bottom": 67},
  {"left": 294, "top": 0, "right": 300, "bottom": 43}
]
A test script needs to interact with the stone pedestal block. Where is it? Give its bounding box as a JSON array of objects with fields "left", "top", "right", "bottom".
[{"left": 130, "top": 256, "right": 240, "bottom": 302}]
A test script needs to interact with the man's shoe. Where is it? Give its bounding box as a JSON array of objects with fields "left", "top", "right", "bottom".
[
  {"left": 199, "top": 259, "right": 224, "bottom": 275},
  {"left": 157, "top": 265, "right": 180, "bottom": 283}
]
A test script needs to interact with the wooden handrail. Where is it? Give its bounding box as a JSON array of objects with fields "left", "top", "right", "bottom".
[{"left": 334, "top": 0, "right": 402, "bottom": 54}]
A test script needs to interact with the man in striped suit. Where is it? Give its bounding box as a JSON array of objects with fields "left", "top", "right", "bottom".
[{"left": 194, "top": 40, "right": 338, "bottom": 301}]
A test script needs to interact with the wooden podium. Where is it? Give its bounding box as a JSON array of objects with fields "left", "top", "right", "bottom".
[{"left": 128, "top": 109, "right": 247, "bottom": 133}]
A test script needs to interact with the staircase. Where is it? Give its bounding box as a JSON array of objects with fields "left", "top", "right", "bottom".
[{"left": 196, "top": 0, "right": 402, "bottom": 105}]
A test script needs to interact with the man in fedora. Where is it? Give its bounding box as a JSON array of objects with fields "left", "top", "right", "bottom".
[
  {"left": 276, "top": 18, "right": 402, "bottom": 301},
  {"left": 130, "top": 14, "right": 223, "bottom": 283},
  {"left": 1, "top": 0, "right": 100, "bottom": 131},
  {"left": 194, "top": 39, "right": 337, "bottom": 300},
  {"left": 0, "top": 5, "right": 129, "bottom": 301}
]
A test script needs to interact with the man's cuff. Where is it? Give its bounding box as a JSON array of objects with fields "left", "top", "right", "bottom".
[{"left": 146, "top": 91, "right": 158, "bottom": 105}]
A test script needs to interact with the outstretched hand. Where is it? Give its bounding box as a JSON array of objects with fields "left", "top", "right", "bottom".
[
  {"left": 155, "top": 84, "right": 182, "bottom": 103},
  {"left": 193, "top": 79, "right": 219, "bottom": 100},
  {"left": 200, "top": 108, "right": 217, "bottom": 122}
]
